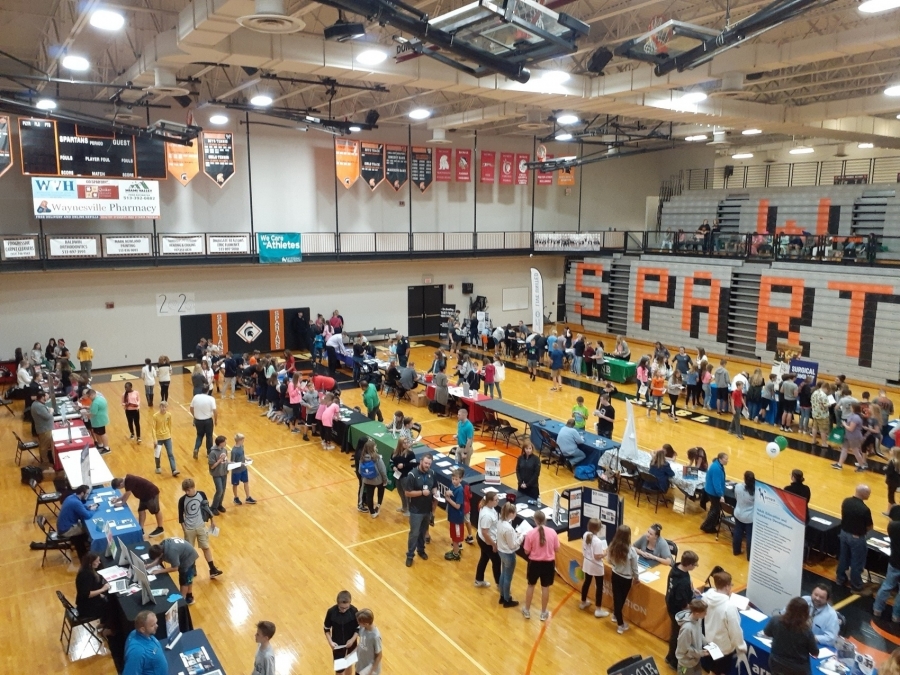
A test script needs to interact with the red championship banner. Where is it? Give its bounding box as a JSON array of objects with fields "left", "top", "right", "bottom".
[
  {"left": 558, "top": 165, "right": 576, "bottom": 186},
  {"left": 434, "top": 147, "right": 452, "bottom": 181},
  {"left": 166, "top": 141, "right": 200, "bottom": 186},
  {"left": 455, "top": 148, "right": 471, "bottom": 182},
  {"left": 537, "top": 154, "right": 554, "bottom": 185},
  {"left": 480, "top": 150, "right": 496, "bottom": 183},
  {"left": 499, "top": 152, "right": 514, "bottom": 185},
  {"left": 335, "top": 138, "right": 360, "bottom": 189},
  {"left": 515, "top": 153, "right": 530, "bottom": 186},
  {"left": 269, "top": 309, "right": 284, "bottom": 351}
]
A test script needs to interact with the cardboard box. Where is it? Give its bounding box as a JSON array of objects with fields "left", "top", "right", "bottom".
[{"left": 412, "top": 392, "right": 429, "bottom": 408}]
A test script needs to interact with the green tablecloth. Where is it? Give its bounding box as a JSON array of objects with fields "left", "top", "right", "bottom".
[
  {"left": 349, "top": 420, "right": 399, "bottom": 490},
  {"left": 598, "top": 357, "right": 636, "bottom": 383}
]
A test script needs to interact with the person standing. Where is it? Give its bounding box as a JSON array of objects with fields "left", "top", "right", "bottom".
[
  {"left": 221, "top": 351, "right": 238, "bottom": 399},
  {"left": 140, "top": 359, "right": 157, "bottom": 407},
  {"left": 607, "top": 524, "right": 640, "bottom": 634},
  {"left": 177, "top": 478, "right": 223, "bottom": 579},
  {"left": 594, "top": 392, "right": 616, "bottom": 439},
  {"left": 157, "top": 356, "right": 172, "bottom": 403},
  {"left": 836, "top": 484, "right": 872, "bottom": 593},
  {"left": 87, "top": 388, "right": 111, "bottom": 455},
  {"left": 123, "top": 611, "right": 167, "bottom": 675},
  {"left": 763, "top": 597, "right": 819, "bottom": 675},
  {"left": 324, "top": 591, "right": 358, "bottom": 675},
  {"left": 403, "top": 453, "right": 437, "bottom": 567},
  {"left": 515, "top": 442, "right": 541, "bottom": 499},
  {"left": 522, "top": 510, "right": 560, "bottom": 621},
  {"left": 579, "top": 518, "right": 609, "bottom": 618},
  {"left": 455, "top": 408, "right": 475, "bottom": 467},
  {"left": 714, "top": 360, "right": 731, "bottom": 414},
  {"left": 190, "top": 385, "right": 217, "bottom": 460},
  {"left": 474, "top": 491, "right": 501, "bottom": 589},
  {"left": 701, "top": 572, "right": 746, "bottom": 675},
  {"left": 728, "top": 381, "right": 745, "bottom": 440},
  {"left": 810, "top": 382, "right": 831, "bottom": 448},
  {"left": 549, "top": 342, "right": 564, "bottom": 392},
  {"left": 111, "top": 474, "right": 165, "bottom": 537},
  {"left": 665, "top": 551, "right": 700, "bottom": 669},
  {"left": 676, "top": 599, "right": 708, "bottom": 675},
  {"left": 31, "top": 390, "right": 54, "bottom": 464},
  {"left": 700, "top": 453, "right": 729, "bottom": 534},
  {"left": 444, "top": 469, "right": 467, "bottom": 561},
  {"left": 77, "top": 341, "right": 94, "bottom": 381},
  {"left": 359, "top": 439, "right": 388, "bottom": 518},
  {"left": 360, "top": 379, "right": 383, "bottom": 422},
  {"left": 147, "top": 538, "right": 201, "bottom": 604},
  {"left": 231, "top": 433, "right": 256, "bottom": 505},
  {"left": 496, "top": 501, "right": 523, "bottom": 608},
  {"left": 151, "top": 401, "right": 178, "bottom": 476},
  {"left": 733, "top": 471, "right": 755, "bottom": 559},
  {"left": 208, "top": 435, "right": 230, "bottom": 514},
  {"left": 525, "top": 338, "right": 539, "bottom": 381},
  {"left": 251, "top": 621, "right": 276, "bottom": 675},
  {"left": 396, "top": 333, "right": 410, "bottom": 368},
  {"left": 355, "top": 609, "right": 382, "bottom": 675},
  {"left": 833, "top": 403, "right": 868, "bottom": 472},
  {"left": 122, "top": 382, "right": 142, "bottom": 443},
  {"left": 191, "top": 365, "right": 206, "bottom": 396},
  {"left": 432, "top": 364, "right": 449, "bottom": 417},
  {"left": 874, "top": 506, "right": 900, "bottom": 623}
]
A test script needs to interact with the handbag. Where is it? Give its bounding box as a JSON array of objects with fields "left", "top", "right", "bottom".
[{"left": 828, "top": 427, "right": 845, "bottom": 444}]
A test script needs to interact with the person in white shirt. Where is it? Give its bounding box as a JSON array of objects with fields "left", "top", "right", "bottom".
[
  {"left": 731, "top": 371, "right": 749, "bottom": 392},
  {"left": 190, "top": 386, "right": 217, "bottom": 460},
  {"left": 579, "top": 518, "right": 609, "bottom": 617},
  {"left": 141, "top": 358, "right": 158, "bottom": 407},
  {"left": 701, "top": 572, "right": 746, "bottom": 674},
  {"left": 496, "top": 501, "right": 524, "bottom": 608},
  {"left": 17, "top": 358, "right": 33, "bottom": 388}
]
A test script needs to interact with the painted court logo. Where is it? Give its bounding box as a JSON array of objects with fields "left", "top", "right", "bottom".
[
  {"left": 236, "top": 321, "right": 263, "bottom": 343},
  {"left": 568, "top": 560, "right": 584, "bottom": 584}
]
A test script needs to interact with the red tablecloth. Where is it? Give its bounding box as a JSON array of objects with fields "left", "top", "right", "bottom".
[
  {"left": 425, "top": 385, "right": 490, "bottom": 423},
  {"left": 52, "top": 419, "right": 92, "bottom": 470}
]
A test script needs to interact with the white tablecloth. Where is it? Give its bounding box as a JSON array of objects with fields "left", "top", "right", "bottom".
[
  {"left": 59, "top": 446, "right": 113, "bottom": 486},
  {"left": 599, "top": 451, "right": 706, "bottom": 494}
]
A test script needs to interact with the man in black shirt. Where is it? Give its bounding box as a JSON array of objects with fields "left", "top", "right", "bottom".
[
  {"left": 396, "top": 333, "right": 410, "bottom": 368},
  {"left": 525, "top": 339, "right": 539, "bottom": 381},
  {"left": 594, "top": 393, "right": 615, "bottom": 439},
  {"left": 665, "top": 551, "right": 700, "bottom": 668},
  {"left": 323, "top": 590, "right": 358, "bottom": 674},
  {"left": 404, "top": 454, "right": 437, "bottom": 567},
  {"left": 836, "top": 484, "right": 872, "bottom": 592}
]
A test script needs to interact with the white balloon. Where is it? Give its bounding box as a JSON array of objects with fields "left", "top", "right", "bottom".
[{"left": 765, "top": 442, "right": 780, "bottom": 458}]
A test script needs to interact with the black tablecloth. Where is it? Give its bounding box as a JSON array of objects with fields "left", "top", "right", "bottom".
[
  {"left": 334, "top": 405, "right": 369, "bottom": 453},
  {"left": 475, "top": 399, "right": 550, "bottom": 428},
  {"left": 806, "top": 509, "right": 841, "bottom": 557}
]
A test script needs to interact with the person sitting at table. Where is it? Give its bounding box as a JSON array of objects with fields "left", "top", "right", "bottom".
[
  {"left": 594, "top": 392, "right": 616, "bottom": 439},
  {"left": 397, "top": 362, "right": 418, "bottom": 401},
  {"left": 687, "top": 447, "right": 709, "bottom": 471},
  {"left": 648, "top": 449, "right": 675, "bottom": 493},
  {"left": 399, "top": 416, "right": 417, "bottom": 444},
  {"left": 386, "top": 410, "right": 404, "bottom": 436},
  {"left": 57, "top": 484, "right": 97, "bottom": 559},
  {"left": 801, "top": 583, "right": 840, "bottom": 646},
  {"left": 148, "top": 538, "right": 201, "bottom": 605},
  {"left": 633, "top": 523, "right": 673, "bottom": 565},
  {"left": 515, "top": 441, "right": 541, "bottom": 499},
  {"left": 765, "top": 597, "right": 819, "bottom": 675},
  {"left": 613, "top": 336, "right": 630, "bottom": 361},
  {"left": 111, "top": 474, "right": 165, "bottom": 537},
  {"left": 556, "top": 419, "right": 586, "bottom": 467},
  {"left": 75, "top": 551, "right": 116, "bottom": 636},
  {"left": 124, "top": 610, "right": 167, "bottom": 675}
]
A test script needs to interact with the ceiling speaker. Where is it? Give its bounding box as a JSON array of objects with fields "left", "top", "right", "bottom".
[
  {"left": 587, "top": 47, "right": 613, "bottom": 74},
  {"left": 365, "top": 109, "right": 379, "bottom": 126}
]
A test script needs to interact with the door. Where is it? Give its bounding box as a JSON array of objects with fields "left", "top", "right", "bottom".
[
  {"left": 556, "top": 283, "right": 566, "bottom": 323},
  {"left": 765, "top": 206, "right": 778, "bottom": 234},
  {"left": 407, "top": 285, "right": 444, "bottom": 337},
  {"left": 827, "top": 205, "right": 841, "bottom": 235}
]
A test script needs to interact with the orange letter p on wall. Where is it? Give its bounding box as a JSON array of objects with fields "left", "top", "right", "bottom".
[
  {"left": 756, "top": 277, "right": 814, "bottom": 354},
  {"left": 682, "top": 272, "right": 722, "bottom": 340}
]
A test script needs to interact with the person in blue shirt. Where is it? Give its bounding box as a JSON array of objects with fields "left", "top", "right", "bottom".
[
  {"left": 700, "top": 453, "right": 728, "bottom": 533},
  {"left": 556, "top": 419, "right": 586, "bottom": 466},
  {"left": 803, "top": 584, "right": 840, "bottom": 647},
  {"left": 648, "top": 449, "right": 675, "bottom": 492},
  {"left": 123, "top": 610, "right": 167, "bottom": 675},
  {"left": 455, "top": 409, "right": 475, "bottom": 467},
  {"left": 57, "top": 484, "right": 97, "bottom": 558},
  {"left": 549, "top": 342, "right": 565, "bottom": 392}
]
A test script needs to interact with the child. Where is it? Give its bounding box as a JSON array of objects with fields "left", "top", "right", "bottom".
[
  {"left": 177, "top": 478, "right": 223, "bottom": 580},
  {"left": 231, "top": 433, "right": 256, "bottom": 505},
  {"left": 78, "top": 340, "right": 94, "bottom": 380},
  {"left": 579, "top": 518, "right": 609, "bottom": 617},
  {"left": 667, "top": 370, "right": 684, "bottom": 422},
  {"left": 444, "top": 469, "right": 466, "bottom": 560},
  {"left": 141, "top": 357, "right": 158, "bottom": 407},
  {"left": 300, "top": 382, "right": 318, "bottom": 441},
  {"left": 572, "top": 396, "right": 588, "bottom": 431},
  {"left": 675, "top": 598, "right": 708, "bottom": 675},
  {"left": 355, "top": 609, "right": 382, "bottom": 675},
  {"left": 122, "top": 382, "right": 142, "bottom": 442},
  {"left": 483, "top": 360, "right": 497, "bottom": 399},
  {"left": 252, "top": 621, "right": 276, "bottom": 675},
  {"left": 387, "top": 338, "right": 398, "bottom": 366},
  {"left": 492, "top": 356, "right": 505, "bottom": 399},
  {"left": 462, "top": 477, "right": 475, "bottom": 544},
  {"left": 648, "top": 370, "right": 666, "bottom": 422},
  {"left": 319, "top": 392, "right": 339, "bottom": 451},
  {"left": 324, "top": 591, "right": 358, "bottom": 675},
  {"left": 729, "top": 381, "right": 745, "bottom": 440}
]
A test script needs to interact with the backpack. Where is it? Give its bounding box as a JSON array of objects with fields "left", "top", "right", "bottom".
[
  {"left": 462, "top": 482, "right": 472, "bottom": 513},
  {"left": 574, "top": 464, "right": 597, "bottom": 481},
  {"left": 360, "top": 458, "right": 378, "bottom": 480},
  {"left": 314, "top": 334, "right": 325, "bottom": 350}
]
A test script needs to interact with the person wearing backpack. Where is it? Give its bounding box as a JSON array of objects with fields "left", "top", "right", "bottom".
[{"left": 359, "top": 440, "right": 388, "bottom": 518}]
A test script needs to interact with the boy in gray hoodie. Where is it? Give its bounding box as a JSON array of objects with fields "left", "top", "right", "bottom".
[{"left": 676, "top": 598, "right": 708, "bottom": 675}]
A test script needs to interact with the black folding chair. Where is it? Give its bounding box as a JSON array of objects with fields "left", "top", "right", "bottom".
[
  {"left": 56, "top": 590, "right": 103, "bottom": 658},
  {"left": 494, "top": 419, "right": 519, "bottom": 448},
  {"left": 636, "top": 470, "right": 671, "bottom": 512},
  {"left": 36, "top": 515, "right": 74, "bottom": 567},
  {"left": 618, "top": 459, "right": 640, "bottom": 495},
  {"left": 716, "top": 503, "right": 736, "bottom": 540},
  {"left": 30, "top": 478, "right": 62, "bottom": 521},
  {"left": 668, "top": 539, "right": 679, "bottom": 561},
  {"left": 13, "top": 431, "right": 41, "bottom": 466}
]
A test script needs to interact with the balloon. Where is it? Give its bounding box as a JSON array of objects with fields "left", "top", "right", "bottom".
[
  {"left": 774, "top": 436, "right": 788, "bottom": 450},
  {"left": 765, "top": 442, "right": 781, "bottom": 458}
]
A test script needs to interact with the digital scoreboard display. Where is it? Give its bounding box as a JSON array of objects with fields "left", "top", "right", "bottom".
[{"left": 18, "top": 118, "right": 166, "bottom": 179}]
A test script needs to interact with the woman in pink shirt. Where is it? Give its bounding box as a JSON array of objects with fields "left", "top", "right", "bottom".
[
  {"left": 122, "top": 381, "right": 142, "bottom": 443},
  {"left": 319, "top": 392, "right": 340, "bottom": 450},
  {"left": 521, "top": 510, "right": 560, "bottom": 621},
  {"left": 287, "top": 372, "right": 304, "bottom": 435}
]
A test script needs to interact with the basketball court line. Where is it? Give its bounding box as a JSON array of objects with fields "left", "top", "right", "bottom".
[
  {"left": 252, "top": 466, "right": 492, "bottom": 675},
  {"left": 523, "top": 588, "right": 576, "bottom": 675}
]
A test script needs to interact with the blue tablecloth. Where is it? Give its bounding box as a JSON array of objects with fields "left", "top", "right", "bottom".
[
  {"left": 85, "top": 487, "right": 144, "bottom": 553},
  {"left": 411, "top": 445, "right": 485, "bottom": 489},
  {"left": 530, "top": 419, "right": 618, "bottom": 468},
  {"left": 733, "top": 611, "right": 828, "bottom": 675}
]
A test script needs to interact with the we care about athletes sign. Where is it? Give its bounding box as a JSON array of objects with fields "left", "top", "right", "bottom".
[{"left": 31, "top": 177, "right": 160, "bottom": 219}]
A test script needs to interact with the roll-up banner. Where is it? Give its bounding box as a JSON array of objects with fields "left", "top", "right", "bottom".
[
  {"left": 360, "top": 142, "right": 385, "bottom": 190},
  {"left": 201, "top": 132, "right": 235, "bottom": 187},
  {"left": 335, "top": 139, "right": 360, "bottom": 189},
  {"left": 530, "top": 267, "right": 544, "bottom": 334},
  {"left": 411, "top": 146, "right": 433, "bottom": 192},
  {"left": 434, "top": 147, "right": 452, "bottom": 182},
  {"left": 480, "top": 150, "right": 495, "bottom": 183},
  {"left": 455, "top": 149, "right": 471, "bottom": 182},
  {"left": 385, "top": 145, "right": 408, "bottom": 191}
]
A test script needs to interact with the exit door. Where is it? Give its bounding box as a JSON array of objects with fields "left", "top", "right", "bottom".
[{"left": 408, "top": 285, "right": 444, "bottom": 337}]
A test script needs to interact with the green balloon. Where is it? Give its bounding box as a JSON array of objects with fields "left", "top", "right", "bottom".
[{"left": 774, "top": 436, "right": 788, "bottom": 450}]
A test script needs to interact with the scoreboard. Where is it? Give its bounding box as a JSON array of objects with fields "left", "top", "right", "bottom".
[{"left": 18, "top": 118, "right": 166, "bottom": 179}]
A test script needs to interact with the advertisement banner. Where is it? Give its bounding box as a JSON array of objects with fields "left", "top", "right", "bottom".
[
  {"left": 480, "top": 150, "right": 495, "bottom": 183},
  {"left": 746, "top": 482, "right": 806, "bottom": 615},
  {"left": 537, "top": 155, "right": 554, "bottom": 186},
  {"left": 385, "top": 145, "right": 408, "bottom": 191},
  {"left": 0, "top": 115, "right": 11, "bottom": 178},
  {"left": 410, "top": 146, "right": 433, "bottom": 192},
  {"left": 32, "top": 177, "right": 160, "bottom": 219},
  {"left": 558, "top": 165, "right": 576, "bottom": 185},
  {"left": 335, "top": 139, "right": 360, "bottom": 189},
  {"left": 257, "top": 232, "right": 302, "bottom": 264},
  {"left": 166, "top": 142, "right": 200, "bottom": 186},
  {"left": 530, "top": 267, "right": 544, "bottom": 334},
  {"left": 434, "top": 147, "right": 452, "bottom": 181},
  {"left": 207, "top": 234, "right": 250, "bottom": 255},
  {"left": 201, "top": 132, "right": 235, "bottom": 187},
  {"left": 46, "top": 235, "right": 100, "bottom": 258},
  {"left": 534, "top": 232, "right": 607, "bottom": 252},
  {"left": 455, "top": 149, "right": 471, "bottom": 182},
  {"left": 159, "top": 235, "right": 204, "bottom": 256},
  {"left": 1, "top": 237, "right": 38, "bottom": 260},
  {"left": 499, "top": 152, "right": 514, "bottom": 185},
  {"left": 103, "top": 235, "right": 152, "bottom": 257},
  {"left": 515, "top": 153, "right": 530, "bottom": 186},
  {"left": 360, "top": 142, "right": 385, "bottom": 190}
]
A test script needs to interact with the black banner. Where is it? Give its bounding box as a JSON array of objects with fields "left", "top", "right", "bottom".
[
  {"left": 201, "top": 131, "right": 235, "bottom": 187},
  {"left": 180, "top": 305, "right": 311, "bottom": 360},
  {"left": 0, "top": 116, "right": 11, "bottom": 178},
  {"left": 411, "top": 146, "right": 433, "bottom": 192},
  {"left": 385, "top": 144, "right": 408, "bottom": 192},
  {"left": 360, "top": 142, "right": 385, "bottom": 190}
]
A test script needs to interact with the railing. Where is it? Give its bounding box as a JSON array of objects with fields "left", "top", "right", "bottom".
[{"left": 684, "top": 156, "right": 900, "bottom": 191}]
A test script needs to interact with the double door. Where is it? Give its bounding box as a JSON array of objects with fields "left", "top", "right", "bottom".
[{"left": 407, "top": 285, "right": 444, "bottom": 337}]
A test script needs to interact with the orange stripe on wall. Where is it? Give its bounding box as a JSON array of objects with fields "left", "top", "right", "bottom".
[
  {"left": 756, "top": 199, "right": 769, "bottom": 232},
  {"left": 816, "top": 198, "right": 831, "bottom": 235},
  {"left": 827, "top": 281, "right": 893, "bottom": 358}
]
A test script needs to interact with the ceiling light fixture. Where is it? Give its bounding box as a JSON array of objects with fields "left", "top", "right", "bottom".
[
  {"left": 789, "top": 146, "right": 814, "bottom": 155},
  {"left": 62, "top": 55, "right": 90, "bottom": 71},
  {"left": 209, "top": 114, "right": 229, "bottom": 125},
  {"left": 742, "top": 128, "right": 762, "bottom": 135},
  {"left": 408, "top": 108, "right": 431, "bottom": 120},
  {"left": 555, "top": 132, "right": 573, "bottom": 141},
  {"left": 685, "top": 134, "right": 708, "bottom": 142},
  {"left": 250, "top": 94, "right": 273, "bottom": 106},
  {"left": 858, "top": 0, "right": 900, "bottom": 13},
  {"left": 556, "top": 114, "right": 579, "bottom": 125},
  {"left": 885, "top": 84, "right": 900, "bottom": 96},
  {"left": 540, "top": 70, "right": 570, "bottom": 85},
  {"left": 680, "top": 91, "right": 707, "bottom": 104},
  {"left": 348, "top": 125, "right": 362, "bottom": 132},
  {"left": 858, "top": 142, "right": 874, "bottom": 149},
  {"left": 89, "top": 9, "right": 125, "bottom": 31},
  {"left": 356, "top": 49, "right": 387, "bottom": 66},
  {"left": 35, "top": 98, "right": 57, "bottom": 110},
  {"left": 732, "top": 153, "right": 754, "bottom": 159}
]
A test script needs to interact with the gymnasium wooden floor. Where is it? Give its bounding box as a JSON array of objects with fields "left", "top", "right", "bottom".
[{"left": 0, "top": 342, "right": 879, "bottom": 675}]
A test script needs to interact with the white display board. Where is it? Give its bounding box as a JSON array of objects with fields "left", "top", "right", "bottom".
[{"left": 502, "top": 286, "right": 529, "bottom": 311}]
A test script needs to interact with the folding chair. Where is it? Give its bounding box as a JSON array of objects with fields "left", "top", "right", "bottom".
[
  {"left": 536, "top": 429, "right": 555, "bottom": 462},
  {"left": 0, "top": 392, "right": 14, "bottom": 416},
  {"left": 636, "top": 470, "right": 671, "bottom": 512},
  {"left": 494, "top": 418, "right": 520, "bottom": 448},
  {"left": 56, "top": 590, "right": 103, "bottom": 658},
  {"left": 716, "top": 503, "right": 736, "bottom": 541},
  {"left": 480, "top": 409, "right": 502, "bottom": 438},
  {"left": 31, "top": 478, "right": 62, "bottom": 521},
  {"left": 36, "top": 515, "right": 74, "bottom": 567},
  {"left": 618, "top": 459, "right": 640, "bottom": 495},
  {"left": 13, "top": 431, "right": 41, "bottom": 466},
  {"left": 668, "top": 540, "right": 679, "bottom": 561}
]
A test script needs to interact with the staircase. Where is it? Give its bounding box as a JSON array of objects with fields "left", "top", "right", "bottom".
[
  {"left": 727, "top": 270, "right": 763, "bottom": 358},
  {"left": 716, "top": 195, "right": 749, "bottom": 236},
  {"left": 606, "top": 257, "right": 634, "bottom": 337},
  {"left": 851, "top": 189, "right": 893, "bottom": 237}
]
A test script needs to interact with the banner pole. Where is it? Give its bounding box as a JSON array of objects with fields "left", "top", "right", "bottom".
[{"left": 245, "top": 112, "right": 255, "bottom": 243}]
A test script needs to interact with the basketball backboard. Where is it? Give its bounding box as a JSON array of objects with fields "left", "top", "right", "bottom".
[{"left": 614, "top": 19, "right": 721, "bottom": 67}]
